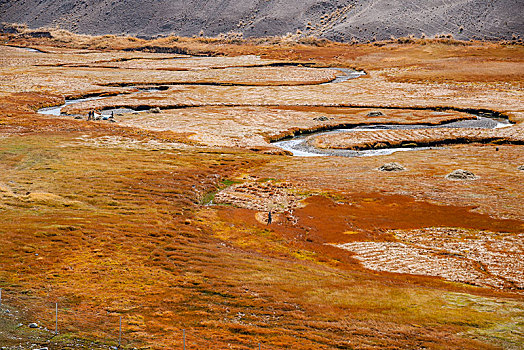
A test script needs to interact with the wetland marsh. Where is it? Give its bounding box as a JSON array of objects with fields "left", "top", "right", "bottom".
[{"left": 0, "top": 33, "right": 523, "bottom": 349}]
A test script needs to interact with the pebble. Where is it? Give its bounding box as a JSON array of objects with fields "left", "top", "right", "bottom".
[{"left": 378, "top": 162, "right": 405, "bottom": 171}]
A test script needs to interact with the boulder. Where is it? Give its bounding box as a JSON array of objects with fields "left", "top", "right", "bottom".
[
  {"left": 28, "top": 322, "right": 39, "bottom": 328},
  {"left": 378, "top": 162, "right": 405, "bottom": 171},
  {"left": 150, "top": 107, "right": 161, "bottom": 113},
  {"left": 518, "top": 165, "right": 524, "bottom": 171},
  {"left": 368, "top": 111, "right": 384, "bottom": 117},
  {"left": 446, "top": 169, "right": 478, "bottom": 180}
]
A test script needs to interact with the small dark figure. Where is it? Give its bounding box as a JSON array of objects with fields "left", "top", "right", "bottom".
[
  {"left": 110, "top": 111, "right": 114, "bottom": 119},
  {"left": 87, "top": 110, "right": 92, "bottom": 120},
  {"left": 267, "top": 211, "right": 272, "bottom": 225},
  {"left": 496, "top": 147, "right": 499, "bottom": 151}
]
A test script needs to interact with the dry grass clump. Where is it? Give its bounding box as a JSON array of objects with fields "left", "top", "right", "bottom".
[
  {"left": 1, "top": 22, "right": 146, "bottom": 49},
  {"left": 1, "top": 22, "right": 29, "bottom": 33},
  {"left": 376, "top": 34, "right": 470, "bottom": 46},
  {"left": 23, "top": 192, "right": 84, "bottom": 208},
  {"left": 280, "top": 33, "right": 331, "bottom": 47},
  {"left": 305, "top": 4, "right": 354, "bottom": 38},
  {"left": 216, "top": 31, "right": 245, "bottom": 44}
]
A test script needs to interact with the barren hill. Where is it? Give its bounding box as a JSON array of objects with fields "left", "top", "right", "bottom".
[{"left": 1, "top": 0, "right": 522, "bottom": 42}]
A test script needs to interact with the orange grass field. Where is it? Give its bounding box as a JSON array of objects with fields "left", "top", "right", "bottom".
[{"left": 0, "top": 29, "right": 523, "bottom": 349}]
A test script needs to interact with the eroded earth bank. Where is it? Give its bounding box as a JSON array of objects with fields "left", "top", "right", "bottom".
[{"left": 0, "top": 32, "right": 523, "bottom": 349}]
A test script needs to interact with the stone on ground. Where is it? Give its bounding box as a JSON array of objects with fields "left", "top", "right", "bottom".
[
  {"left": 446, "top": 169, "right": 478, "bottom": 180},
  {"left": 378, "top": 162, "right": 405, "bottom": 172}
]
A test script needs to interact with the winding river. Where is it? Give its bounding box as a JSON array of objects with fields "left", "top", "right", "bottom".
[
  {"left": 36, "top": 67, "right": 363, "bottom": 116},
  {"left": 273, "top": 116, "right": 512, "bottom": 157},
  {"left": 10, "top": 45, "right": 44, "bottom": 53},
  {"left": 35, "top": 64, "right": 513, "bottom": 157}
]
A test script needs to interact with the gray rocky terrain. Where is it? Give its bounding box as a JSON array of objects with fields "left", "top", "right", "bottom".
[{"left": 0, "top": 0, "right": 522, "bottom": 42}]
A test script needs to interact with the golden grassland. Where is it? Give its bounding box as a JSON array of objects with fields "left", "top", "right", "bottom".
[{"left": 0, "top": 28, "right": 523, "bottom": 349}]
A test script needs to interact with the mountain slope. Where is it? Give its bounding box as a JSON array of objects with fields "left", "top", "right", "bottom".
[{"left": 0, "top": 0, "right": 522, "bottom": 41}]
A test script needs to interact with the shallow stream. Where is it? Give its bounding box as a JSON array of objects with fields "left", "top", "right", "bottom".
[
  {"left": 35, "top": 65, "right": 513, "bottom": 158},
  {"left": 36, "top": 67, "right": 362, "bottom": 117},
  {"left": 272, "top": 116, "right": 512, "bottom": 157}
]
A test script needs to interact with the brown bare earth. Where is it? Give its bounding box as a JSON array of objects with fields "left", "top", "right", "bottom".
[{"left": 0, "top": 31, "right": 523, "bottom": 350}]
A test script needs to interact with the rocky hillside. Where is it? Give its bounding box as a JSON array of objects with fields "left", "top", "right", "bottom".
[{"left": 0, "top": 0, "right": 522, "bottom": 42}]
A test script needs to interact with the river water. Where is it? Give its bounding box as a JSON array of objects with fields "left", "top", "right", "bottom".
[
  {"left": 272, "top": 116, "right": 512, "bottom": 157},
  {"left": 35, "top": 65, "right": 512, "bottom": 158}
]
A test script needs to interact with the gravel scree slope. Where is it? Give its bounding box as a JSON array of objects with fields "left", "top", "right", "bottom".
[{"left": 0, "top": 0, "right": 523, "bottom": 41}]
